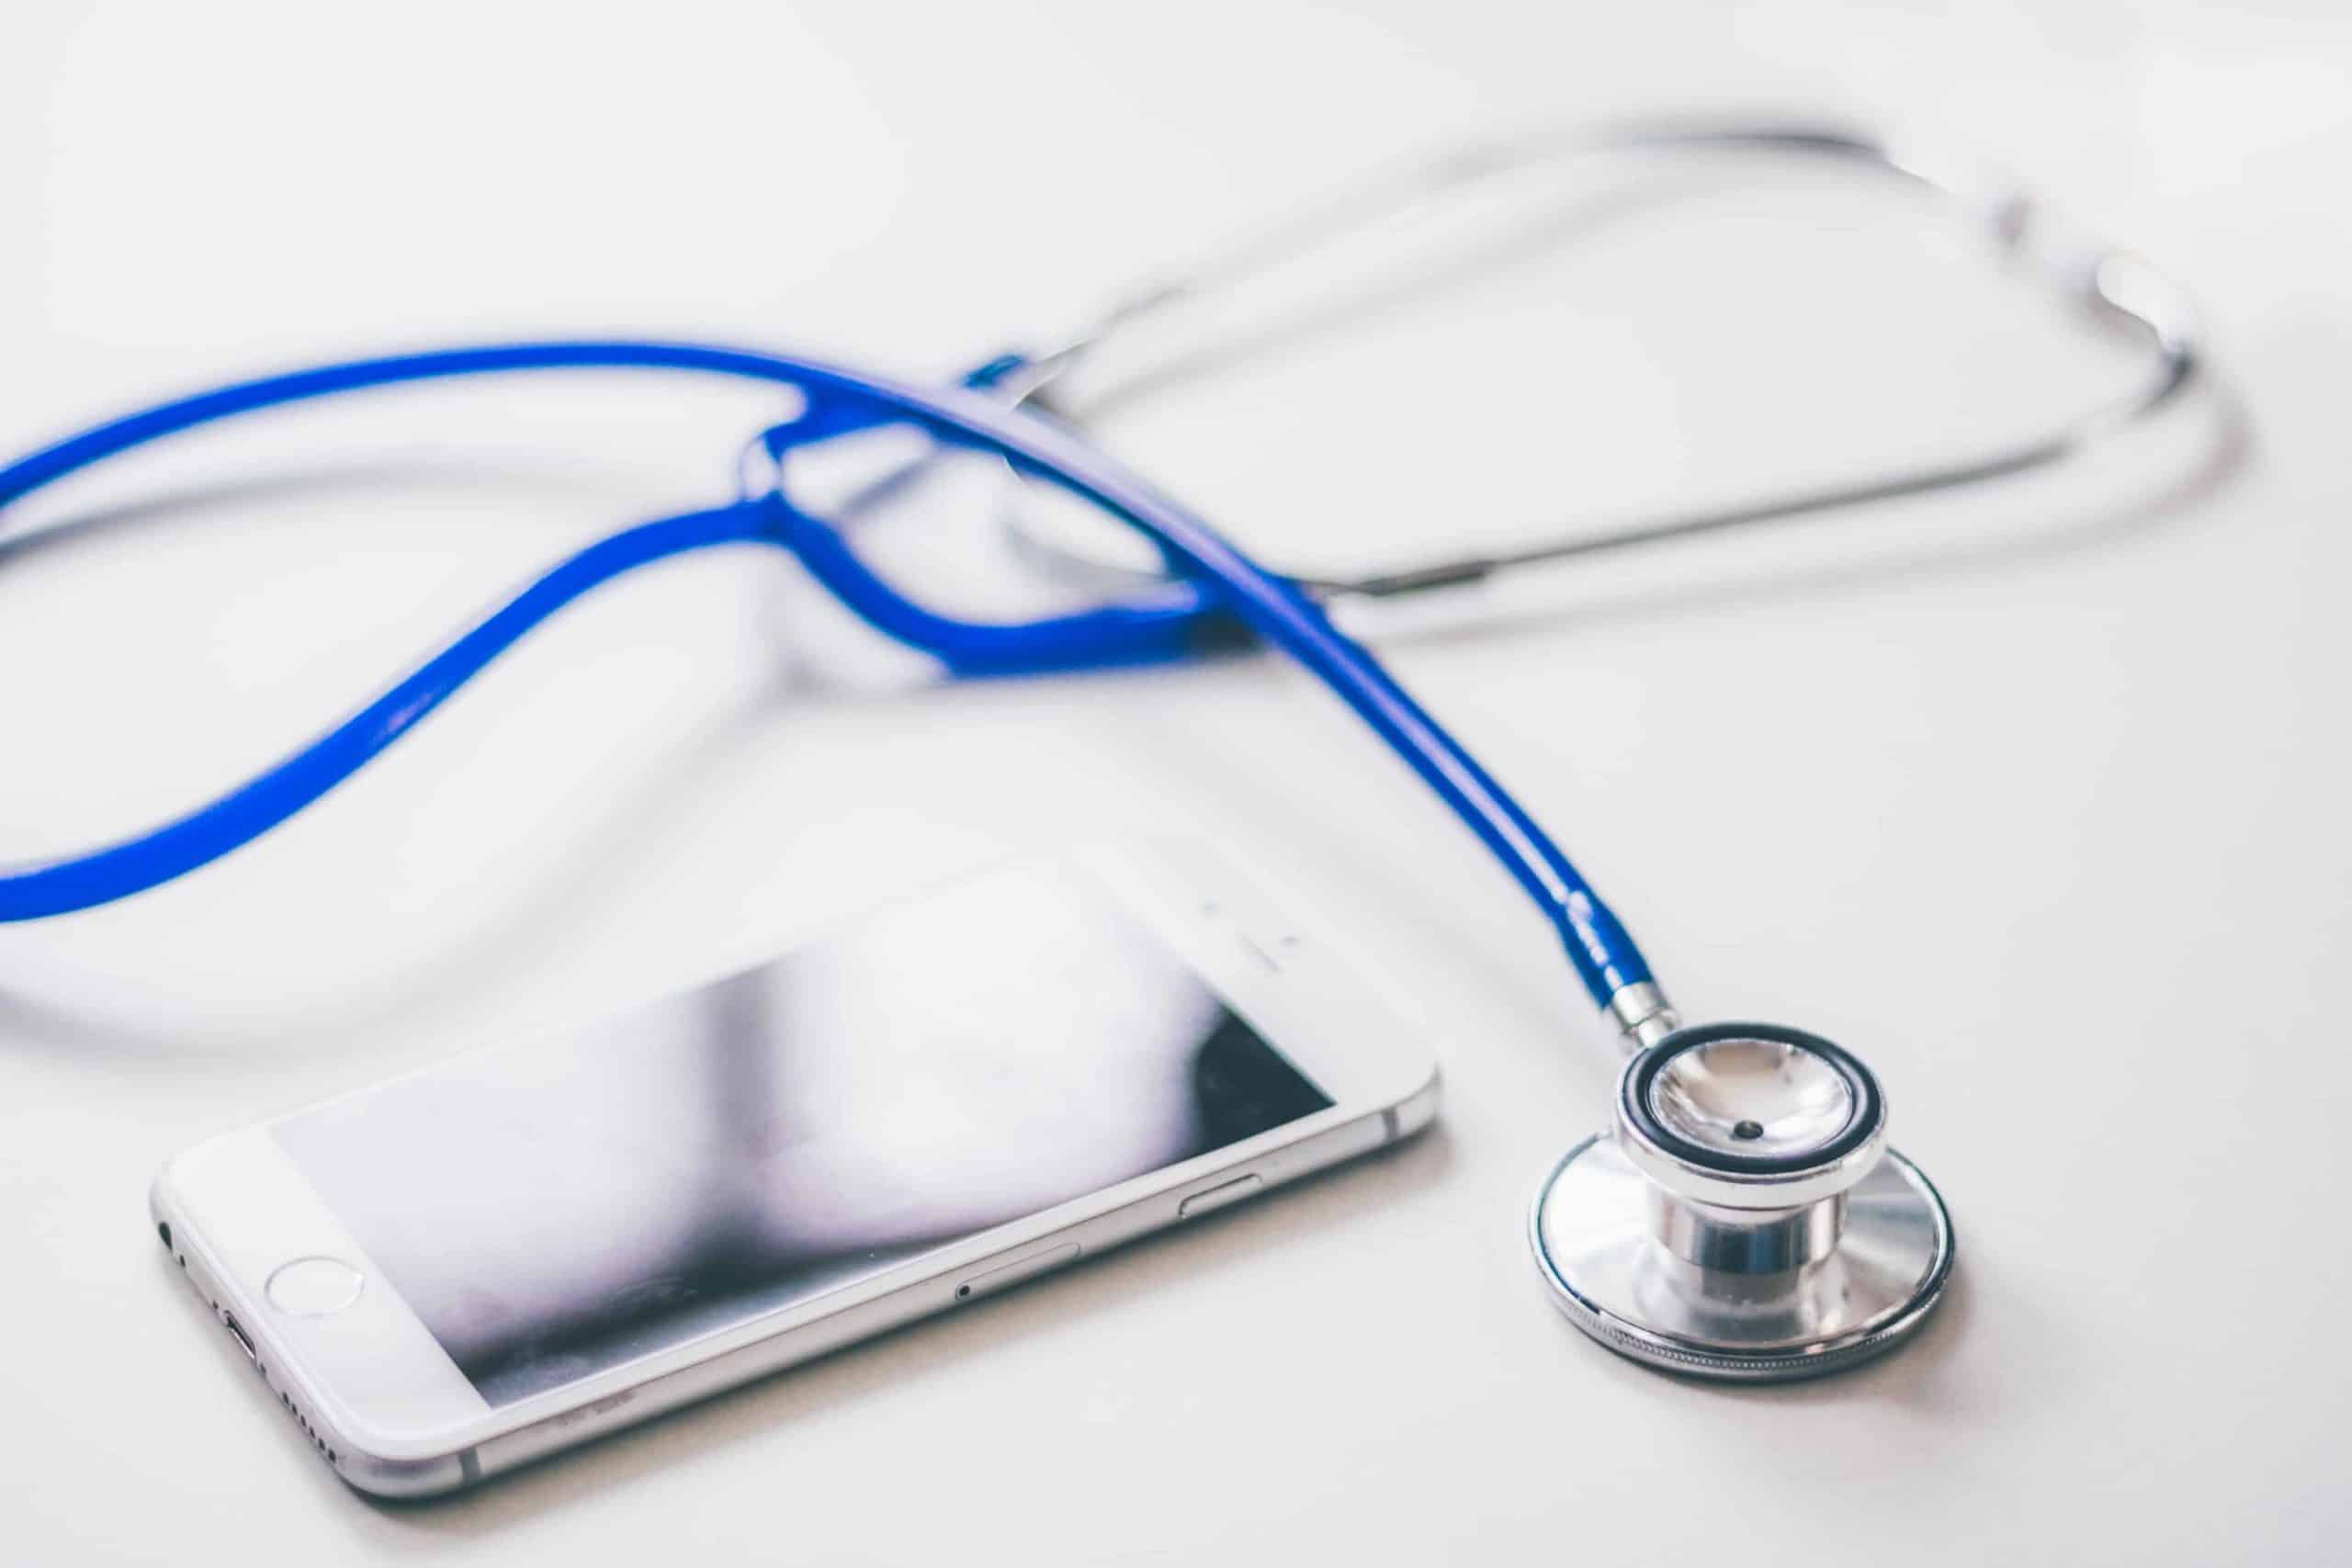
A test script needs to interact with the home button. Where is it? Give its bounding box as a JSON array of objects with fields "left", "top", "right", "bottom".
[{"left": 266, "top": 1257, "right": 365, "bottom": 1316}]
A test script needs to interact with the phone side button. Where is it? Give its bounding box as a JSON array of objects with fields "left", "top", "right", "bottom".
[
  {"left": 1177, "top": 1174, "right": 1263, "bottom": 1220},
  {"left": 955, "top": 1243, "right": 1080, "bottom": 1303}
]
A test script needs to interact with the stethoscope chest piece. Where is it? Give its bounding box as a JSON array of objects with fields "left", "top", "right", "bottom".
[{"left": 1530, "top": 1022, "right": 1953, "bottom": 1382}]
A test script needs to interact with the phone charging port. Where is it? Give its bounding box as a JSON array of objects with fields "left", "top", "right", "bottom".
[{"left": 222, "top": 1312, "right": 258, "bottom": 1364}]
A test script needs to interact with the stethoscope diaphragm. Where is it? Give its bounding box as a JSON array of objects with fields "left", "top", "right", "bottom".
[{"left": 1530, "top": 1022, "right": 1954, "bottom": 1381}]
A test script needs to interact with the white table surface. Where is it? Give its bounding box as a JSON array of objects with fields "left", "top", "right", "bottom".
[{"left": 5, "top": 4, "right": 2348, "bottom": 1562}]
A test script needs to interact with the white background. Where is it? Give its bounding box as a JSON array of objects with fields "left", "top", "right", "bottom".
[{"left": 4, "top": 3, "right": 2348, "bottom": 1562}]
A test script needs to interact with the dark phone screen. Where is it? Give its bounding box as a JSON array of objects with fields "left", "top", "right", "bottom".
[{"left": 273, "top": 865, "right": 1330, "bottom": 1405}]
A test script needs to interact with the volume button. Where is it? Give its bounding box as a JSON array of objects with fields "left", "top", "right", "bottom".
[{"left": 1177, "top": 1173, "right": 1263, "bottom": 1219}]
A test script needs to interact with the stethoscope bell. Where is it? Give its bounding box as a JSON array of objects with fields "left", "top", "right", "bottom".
[{"left": 1530, "top": 1022, "right": 1954, "bottom": 1381}]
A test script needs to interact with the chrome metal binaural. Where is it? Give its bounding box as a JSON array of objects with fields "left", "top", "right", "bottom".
[
  {"left": 1531, "top": 1021, "right": 1953, "bottom": 1381},
  {"left": 995, "top": 118, "right": 2203, "bottom": 600}
]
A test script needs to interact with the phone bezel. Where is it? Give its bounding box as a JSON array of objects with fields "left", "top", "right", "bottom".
[{"left": 152, "top": 844, "right": 1442, "bottom": 1484}]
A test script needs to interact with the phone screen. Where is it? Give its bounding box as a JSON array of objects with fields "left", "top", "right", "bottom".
[{"left": 270, "top": 864, "right": 1331, "bottom": 1406}]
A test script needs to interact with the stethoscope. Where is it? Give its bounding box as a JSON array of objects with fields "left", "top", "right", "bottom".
[{"left": 0, "top": 120, "right": 2199, "bottom": 1382}]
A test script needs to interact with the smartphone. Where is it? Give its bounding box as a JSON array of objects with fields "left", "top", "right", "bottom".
[{"left": 150, "top": 847, "right": 1442, "bottom": 1497}]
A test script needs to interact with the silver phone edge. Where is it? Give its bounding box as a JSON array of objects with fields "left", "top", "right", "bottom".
[{"left": 152, "top": 1065, "right": 1440, "bottom": 1499}]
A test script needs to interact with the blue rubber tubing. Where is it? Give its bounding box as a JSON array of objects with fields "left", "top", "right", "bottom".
[{"left": 0, "top": 340, "right": 1653, "bottom": 1008}]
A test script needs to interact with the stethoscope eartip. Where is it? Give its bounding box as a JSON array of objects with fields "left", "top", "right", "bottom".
[{"left": 1530, "top": 1022, "right": 1953, "bottom": 1382}]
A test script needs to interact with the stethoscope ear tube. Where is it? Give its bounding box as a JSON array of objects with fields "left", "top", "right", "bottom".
[
  {"left": 992, "top": 118, "right": 2203, "bottom": 602},
  {"left": 0, "top": 343, "right": 838, "bottom": 920},
  {"left": 0, "top": 337, "right": 1666, "bottom": 1025}
]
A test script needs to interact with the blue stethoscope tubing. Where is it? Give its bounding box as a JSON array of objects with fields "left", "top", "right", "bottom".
[{"left": 0, "top": 340, "right": 1654, "bottom": 1012}]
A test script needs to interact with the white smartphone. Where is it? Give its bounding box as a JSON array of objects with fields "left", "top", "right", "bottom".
[{"left": 150, "top": 847, "right": 1442, "bottom": 1497}]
